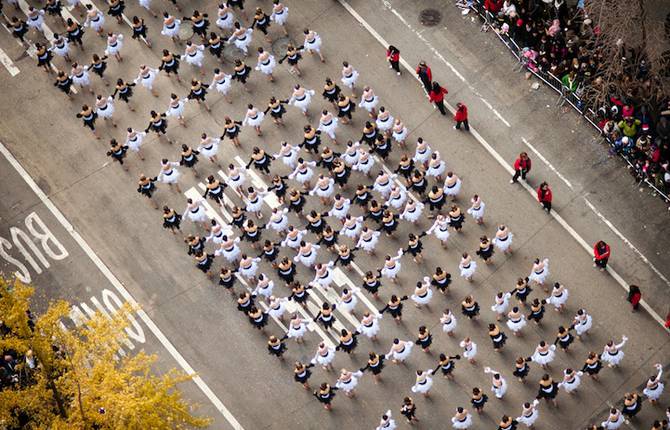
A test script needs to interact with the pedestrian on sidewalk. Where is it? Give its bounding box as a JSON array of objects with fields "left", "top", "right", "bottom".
[
  {"left": 511, "top": 152, "right": 531, "bottom": 183},
  {"left": 428, "top": 82, "right": 448, "bottom": 115},
  {"left": 415, "top": 61, "right": 432, "bottom": 93},
  {"left": 386, "top": 45, "right": 401, "bottom": 75},
  {"left": 627, "top": 285, "right": 642, "bottom": 311},
  {"left": 593, "top": 240, "right": 610, "bottom": 271},
  {"left": 454, "top": 103, "right": 469, "bottom": 131},
  {"left": 537, "top": 182, "right": 552, "bottom": 213}
]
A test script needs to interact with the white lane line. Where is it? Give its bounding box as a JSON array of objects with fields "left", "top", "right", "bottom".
[
  {"left": 0, "top": 142, "right": 245, "bottom": 429},
  {"left": 0, "top": 46, "right": 20, "bottom": 76},
  {"left": 521, "top": 137, "right": 574, "bottom": 190},
  {"left": 377, "top": 0, "right": 511, "bottom": 128},
  {"left": 338, "top": 0, "right": 669, "bottom": 331}
]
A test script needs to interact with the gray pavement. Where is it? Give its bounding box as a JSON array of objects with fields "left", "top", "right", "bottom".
[{"left": 0, "top": 0, "right": 669, "bottom": 429}]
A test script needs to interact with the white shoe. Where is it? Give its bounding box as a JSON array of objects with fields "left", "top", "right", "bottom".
[
  {"left": 509, "top": 179, "right": 515, "bottom": 184},
  {"left": 453, "top": 126, "right": 457, "bottom": 130}
]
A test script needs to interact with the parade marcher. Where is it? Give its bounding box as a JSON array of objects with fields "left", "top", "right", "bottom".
[
  {"left": 459, "top": 252, "right": 477, "bottom": 281},
  {"left": 106, "top": 139, "right": 128, "bottom": 170},
  {"left": 182, "top": 198, "right": 210, "bottom": 230},
  {"left": 225, "top": 163, "right": 246, "bottom": 196},
  {"left": 386, "top": 338, "right": 413, "bottom": 364},
  {"left": 413, "top": 137, "right": 433, "bottom": 168},
  {"left": 498, "top": 415, "right": 520, "bottom": 430},
  {"left": 359, "top": 86, "right": 380, "bottom": 118},
  {"left": 601, "top": 408, "right": 624, "bottom": 430},
  {"left": 255, "top": 47, "right": 276, "bottom": 82},
  {"left": 222, "top": 116, "right": 243, "bottom": 147},
  {"left": 415, "top": 61, "right": 432, "bottom": 93},
  {"left": 400, "top": 397, "right": 419, "bottom": 424},
  {"left": 104, "top": 32, "right": 124, "bottom": 62},
  {"left": 511, "top": 152, "right": 531, "bottom": 183},
  {"left": 513, "top": 277, "right": 532, "bottom": 306},
  {"left": 379, "top": 294, "right": 408, "bottom": 324},
  {"left": 488, "top": 323, "right": 508, "bottom": 353},
  {"left": 454, "top": 103, "right": 469, "bottom": 131},
  {"left": 467, "top": 194, "right": 485, "bottom": 224},
  {"left": 183, "top": 10, "right": 210, "bottom": 42},
  {"left": 601, "top": 336, "right": 628, "bottom": 368},
  {"left": 545, "top": 282, "right": 569, "bottom": 313},
  {"left": 376, "top": 410, "right": 396, "bottom": 430},
  {"left": 187, "top": 78, "right": 211, "bottom": 112},
  {"left": 476, "top": 236, "right": 495, "bottom": 264},
  {"left": 582, "top": 351, "right": 603, "bottom": 380},
  {"left": 161, "top": 12, "right": 181, "bottom": 43},
  {"left": 572, "top": 308, "right": 593, "bottom": 339},
  {"left": 452, "top": 406, "right": 473, "bottom": 429},
  {"left": 336, "top": 328, "right": 359, "bottom": 355},
  {"left": 357, "top": 311, "right": 383, "bottom": 341},
  {"left": 136, "top": 174, "right": 158, "bottom": 208},
  {"left": 197, "top": 135, "right": 222, "bottom": 166},
  {"left": 303, "top": 28, "right": 325, "bottom": 62},
  {"left": 411, "top": 368, "right": 435, "bottom": 397},
  {"left": 429, "top": 81, "right": 448, "bottom": 115},
  {"left": 380, "top": 249, "right": 404, "bottom": 283},
  {"left": 386, "top": 45, "right": 401, "bottom": 75},
  {"left": 593, "top": 240, "right": 611, "bottom": 271},
  {"left": 252, "top": 273, "right": 274, "bottom": 301},
  {"left": 484, "top": 367, "right": 508, "bottom": 399},
  {"left": 205, "top": 32, "right": 224, "bottom": 63},
  {"left": 414, "top": 325, "right": 433, "bottom": 352},
  {"left": 506, "top": 306, "right": 527, "bottom": 336},
  {"left": 76, "top": 104, "right": 99, "bottom": 139},
  {"left": 215, "top": 3, "right": 235, "bottom": 31},
  {"left": 259, "top": 239, "right": 279, "bottom": 263},
  {"left": 643, "top": 364, "right": 664, "bottom": 404},
  {"left": 493, "top": 224, "right": 514, "bottom": 254},
  {"left": 530, "top": 341, "right": 556, "bottom": 369},
  {"left": 460, "top": 337, "right": 477, "bottom": 364},
  {"left": 558, "top": 368, "right": 584, "bottom": 394},
  {"left": 621, "top": 392, "right": 642, "bottom": 420},
  {"left": 50, "top": 33, "right": 71, "bottom": 63},
  {"left": 70, "top": 62, "right": 93, "bottom": 93},
  {"left": 492, "top": 291, "right": 512, "bottom": 321},
  {"left": 314, "top": 382, "right": 338, "bottom": 411},
  {"left": 106, "top": 0, "right": 125, "bottom": 25},
  {"left": 513, "top": 356, "right": 531, "bottom": 383},
  {"left": 215, "top": 235, "right": 241, "bottom": 263},
  {"left": 437, "top": 352, "right": 461, "bottom": 380},
  {"left": 360, "top": 270, "right": 382, "bottom": 299},
  {"left": 288, "top": 84, "right": 316, "bottom": 116},
  {"left": 335, "top": 368, "right": 364, "bottom": 398},
  {"left": 440, "top": 309, "right": 458, "bottom": 336},
  {"left": 83, "top": 4, "right": 105, "bottom": 36},
  {"left": 193, "top": 250, "right": 215, "bottom": 277},
  {"left": 294, "top": 361, "right": 314, "bottom": 389},
  {"left": 227, "top": 21, "right": 253, "bottom": 55},
  {"left": 444, "top": 172, "right": 462, "bottom": 201},
  {"left": 536, "top": 373, "right": 559, "bottom": 407},
  {"left": 287, "top": 314, "right": 308, "bottom": 343},
  {"left": 554, "top": 325, "right": 574, "bottom": 352},
  {"left": 278, "top": 43, "right": 304, "bottom": 76},
  {"left": 470, "top": 387, "right": 488, "bottom": 413},
  {"left": 537, "top": 182, "right": 553, "bottom": 213},
  {"left": 184, "top": 41, "right": 206, "bottom": 75},
  {"left": 461, "top": 295, "right": 480, "bottom": 320},
  {"left": 267, "top": 335, "right": 287, "bottom": 359},
  {"left": 270, "top": 0, "right": 289, "bottom": 35},
  {"left": 54, "top": 71, "right": 73, "bottom": 99},
  {"left": 165, "top": 93, "right": 187, "bottom": 127},
  {"left": 9, "top": 16, "right": 29, "bottom": 43},
  {"left": 134, "top": 64, "right": 160, "bottom": 97},
  {"left": 405, "top": 232, "right": 425, "bottom": 263},
  {"left": 527, "top": 298, "right": 547, "bottom": 324},
  {"left": 113, "top": 78, "right": 137, "bottom": 111},
  {"left": 162, "top": 205, "right": 182, "bottom": 233},
  {"left": 205, "top": 219, "right": 227, "bottom": 245},
  {"left": 311, "top": 342, "right": 336, "bottom": 371},
  {"left": 431, "top": 267, "right": 452, "bottom": 296},
  {"left": 529, "top": 258, "right": 550, "bottom": 288},
  {"left": 250, "top": 7, "right": 272, "bottom": 43}
]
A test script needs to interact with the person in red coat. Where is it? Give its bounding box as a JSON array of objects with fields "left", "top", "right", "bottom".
[
  {"left": 484, "top": 0, "right": 503, "bottom": 14},
  {"left": 593, "top": 240, "right": 611, "bottom": 271},
  {"left": 511, "top": 152, "right": 531, "bottom": 183},
  {"left": 386, "top": 45, "right": 401, "bottom": 76},
  {"left": 415, "top": 61, "right": 432, "bottom": 93},
  {"left": 537, "top": 182, "right": 552, "bottom": 213},
  {"left": 453, "top": 103, "right": 469, "bottom": 131},
  {"left": 428, "top": 81, "right": 448, "bottom": 115},
  {"left": 627, "top": 285, "right": 641, "bottom": 312}
]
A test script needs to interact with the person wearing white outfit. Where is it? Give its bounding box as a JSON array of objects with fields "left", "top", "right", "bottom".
[
  {"left": 426, "top": 215, "right": 450, "bottom": 248},
  {"left": 342, "top": 140, "right": 361, "bottom": 166},
  {"left": 359, "top": 86, "right": 379, "bottom": 118},
  {"left": 125, "top": 128, "right": 146, "bottom": 159},
  {"left": 105, "top": 33, "right": 124, "bottom": 62},
  {"left": 313, "top": 262, "right": 334, "bottom": 289},
  {"left": 392, "top": 118, "right": 408, "bottom": 147},
  {"left": 460, "top": 337, "right": 477, "bottom": 363},
  {"left": 329, "top": 195, "right": 351, "bottom": 221},
  {"left": 376, "top": 410, "right": 397, "bottom": 430},
  {"left": 353, "top": 149, "right": 375, "bottom": 176},
  {"left": 242, "top": 104, "right": 265, "bottom": 136},
  {"left": 166, "top": 93, "right": 187, "bottom": 126},
  {"left": 341, "top": 215, "right": 363, "bottom": 239},
  {"left": 385, "top": 339, "right": 413, "bottom": 363},
  {"left": 287, "top": 314, "right": 308, "bottom": 343},
  {"left": 288, "top": 85, "right": 316, "bottom": 116},
  {"left": 336, "top": 369, "right": 364, "bottom": 397},
  {"left": 157, "top": 159, "right": 181, "bottom": 192},
  {"left": 294, "top": 242, "right": 320, "bottom": 268},
  {"left": 440, "top": 309, "right": 458, "bottom": 336},
  {"left": 303, "top": 28, "right": 325, "bottom": 62},
  {"left": 386, "top": 185, "right": 407, "bottom": 210},
  {"left": 466, "top": 194, "right": 485, "bottom": 224},
  {"left": 289, "top": 158, "right": 317, "bottom": 189},
  {"left": 601, "top": 336, "right": 628, "bottom": 368},
  {"left": 70, "top": 63, "right": 94, "bottom": 94},
  {"left": 491, "top": 291, "right": 512, "bottom": 321},
  {"left": 528, "top": 258, "right": 550, "bottom": 287},
  {"left": 270, "top": 1, "right": 289, "bottom": 35},
  {"left": 134, "top": 65, "right": 160, "bottom": 97},
  {"left": 357, "top": 312, "right": 383, "bottom": 340},
  {"left": 215, "top": 236, "right": 241, "bottom": 263},
  {"left": 601, "top": 408, "right": 624, "bottom": 430},
  {"left": 400, "top": 199, "right": 424, "bottom": 224},
  {"left": 493, "top": 224, "right": 514, "bottom": 254},
  {"left": 515, "top": 399, "right": 540, "bottom": 428},
  {"left": 530, "top": 341, "right": 556, "bottom": 369},
  {"left": 274, "top": 141, "right": 300, "bottom": 169},
  {"left": 26, "top": 6, "right": 46, "bottom": 33},
  {"left": 572, "top": 308, "right": 593, "bottom": 338},
  {"left": 184, "top": 41, "right": 205, "bottom": 72},
  {"left": 443, "top": 172, "right": 462, "bottom": 199},
  {"left": 411, "top": 278, "right": 433, "bottom": 308},
  {"left": 281, "top": 226, "right": 306, "bottom": 250},
  {"left": 426, "top": 151, "right": 446, "bottom": 181},
  {"left": 182, "top": 198, "right": 210, "bottom": 230},
  {"left": 380, "top": 249, "right": 404, "bottom": 283},
  {"left": 252, "top": 274, "right": 274, "bottom": 301},
  {"left": 376, "top": 107, "right": 394, "bottom": 136},
  {"left": 83, "top": 5, "right": 105, "bottom": 36},
  {"left": 373, "top": 171, "right": 396, "bottom": 199},
  {"left": 197, "top": 134, "right": 221, "bottom": 165},
  {"left": 205, "top": 220, "right": 227, "bottom": 245},
  {"left": 411, "top": 369, "right": 435, "bottom": 397},
  {"left": 642, "top": 364, "right": 664, "bottom": 403},
  {"left": 337, "top": 288, "right": 359, "bottom": 315},
  {"left": 244, "top": 187, "right": 266, "bottom": 219},
  {"left": 545, "top": 282, "right": 569, "bottom": 312},
  {"left": 484, "top": 367, "right": 508, "bottom": 399},
  {"left": 459, "top": 253, "right": 477, "bottom": 281},
  {"left": 317, "top": 110, "right": 339, "bottom": 143},
  {"left": 161, "top": 13, "right": 181, "bottom": 43},
  {"left": 95, "top": 95, "right": 116, "bottom": 128},
  {"left": 268, "top": 207, "right": 289, "bottom": 235},
  {"left": 208, "top": 68, "right": 233, "bottom": 105},
  {"left": 506, "top": 307, "right": 527, "bottom": 336},
  {"left": 216, "top": 4, "right": 235, "bottom": 31},
  {"left": 413, "top": 137, "right": 433, "bottom": 168},
  {"left": 51, "top": 34, "right": 71, "bottom": 63},
  {"left": 340, "top": 61, "right": 359, "bottom": 95},
  {"left": 255, "top": 47, "right": 276, "bottom": 81},
  {"left": 311, "top": 342, "right": 336, "bottom": 370},
  {"left": 356, "top": 227, "right": 381, "bottom": 254},
  {"left": 267, "top": 296, "right": 288, "bottom": 321},
  {"left": 451, "top": 407, "right": 472, "bottom": 429},
  {"left": 228, "top": 22, "right": 253, "bottom": 55},
  {"left": 558, "top": 368, "right": 583, "bottom": 394}
]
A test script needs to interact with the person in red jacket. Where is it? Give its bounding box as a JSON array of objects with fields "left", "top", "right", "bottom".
[
  {"left": 510, "top": 152, "right": 531, "bottom": 183},
  {"left": 453, "top": 103, "right": 469, "bottom": 131},
  {"left": 415, "top": 61, "right": 432, "bottom": 93},
  {"left": 428, "top": 81, "right": 448, "bottom": 115},
  {"left": 537, "top": 182, "right": 552, "bottom": 213},
  {"left": 593, "top": 240, "right": 611, "bottom": 271},
  {"left": 484, "top": 0, "right": 503, "bottom": 14},
  {"left": 386, "top": 45, "right": 401, "bottom": 76},
  {"left": 627, "top": 285, "right": 641, "bottom": 312}
]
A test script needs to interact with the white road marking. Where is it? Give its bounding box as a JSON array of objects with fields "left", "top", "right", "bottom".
[
  {"left": 521, "top": 137, "right": 574, "bottom": 190},
  {"left": 338, "top": 0, "right": 669, "bottom": 331},
  {"left": 0, "top": 47, "right": 20, "bottom": 76},
  {"left": 0, "top": 142, "right": 246, "bottom": 429}
]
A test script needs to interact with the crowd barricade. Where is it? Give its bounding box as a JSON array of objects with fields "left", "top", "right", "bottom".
[{"left": 466, "top": 0, "right": 670, "bottom": 204}]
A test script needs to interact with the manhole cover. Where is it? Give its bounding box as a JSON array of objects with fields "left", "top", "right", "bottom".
[{"left": 419, "top": 9, "right": 442, "bottom": 27}]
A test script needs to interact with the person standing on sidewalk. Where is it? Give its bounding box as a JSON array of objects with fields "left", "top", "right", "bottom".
[
  {"left": 429, "top": 82, "right": 448, "bottom": 115},
  {"left": 415, "top": 61, "right": 432, "bottom": 93},
  {"left": 593, "top": 240, "right": 611, "bottom": 271},
  {"left": 510, "top": 152, "right": 531, "bottom": 183},
  {"left": 537, "top": 182, "right": 552, "bottom": 213},
  {"left": 386, "top": 45, "right": 401, "bottom": 76},
  {"left": 454, "top": 103, "right": 469, "bottom": 131}
]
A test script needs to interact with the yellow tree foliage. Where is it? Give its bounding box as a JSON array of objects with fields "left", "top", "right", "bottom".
[{"left": 0, "top": 277, "right": 211, "bottom": 429}]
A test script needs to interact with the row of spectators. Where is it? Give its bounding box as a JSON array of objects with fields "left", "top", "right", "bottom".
[{"left": 476, "top": 0, "right": 670, "bottom": 198}]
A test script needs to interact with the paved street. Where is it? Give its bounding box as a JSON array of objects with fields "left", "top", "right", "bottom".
[{"left": 0, "top": 0, "right": 668, "bottom": 429}]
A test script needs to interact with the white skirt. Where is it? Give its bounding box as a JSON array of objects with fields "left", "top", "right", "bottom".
[
  {"left": 255, "top": 281, "right": 274, "bottom": 299},
  {"left": 392, "top": 127, "right": 408, "bottom": 142},
  {"left": 358, "top": 319, "right": 380, "bottom": 338},
  {"left": 441, "top": 316, "right": 457, "bottom": 333},
  {"left": 506, "top": 318, "right": 526, "bottom": 333},
  {"left": 293, "top": 168, "right": 313, "bottom": 184},
  {"left": 601, "top": 350, "right": 624, "bottom": 366},
  {"left": 529, "top": 261, "right": 549, "bottom": 284},
  {"left": 401, "top": 205, "right": 423, "bottom": 223},
  {"left": 602, "top": 415, "right": 624, "bottom": 430},
  {"left": 491, "top": 300, "right": 509, "bottom": 315},
  {"left": 467, "top": 203, "right": 485, "bottom": 220},
  {"left": 376, "top": 115, "right": 394, "bottom": 132},
  {"left": 374, "top": 181, "right": 393, "bottom": 197},
  {"left": 53, "top": 43, "right": 69, "bottom": 57},
  {"left": 330, "top": 203, "right": 350, "bottom": 220},
  {"left": 643, "top": 382, "right": 664, "bottom": 401},
  {"left": 214, "top": 76, "right": 232, "bottom": 94},
  {"left": 159, "top": 169, "right": 180, "bottom": 184},
  {"left": 413, "top": 148, "right": 432, "bottom": 164},
  {"left": 106, "top": 39, "right": 123, "bottom": 56},
  {"left": 161, "top": 21, "right": 181, "bottom": 37},
  {"left": 220, "top": 245, "right": 240, "bottom": 263},
  {"left": 72, "top": 72, "right": 91, "bottom": 87},
  {"left": 342, "top": 222, "right": 361, "bottom": 239},
  {"left": 462, "top": 344, "right": 477, "bottom": 360},
  {"left": 126, "top": 134, "right": 145, "bottom": 152},
  {"left": 353, "top": 157, "right": 374, "bottom": 175},
  {"left": 432, "top": 226, "right": 450, "bottom": 242},
  {"left": 560, "top": 373, "right": 582, "bottom": 393},
  {"left": 314, "top": 349, "right": 335, "bottom": 366},
  {"left": 444, "top": 179, "right": 462, "bottom": 197},
  {"left": 96, "top": 103, "right": 114, "bottom": 119},
  {"left": 216, "top": 13, "right": 234, "bottom": 30},
  {"left": 451, "top": 415, "right": 472, "bottom": 429},
  {"left": 547, "top": 291, "right": 568, "bottom": 308},
  {"left": 492, "top": 381, "right": 507, "bottom": 398},
  {"left": 387, "top": 193, "right": 406, "bottom": 209},
  {"left": 459, "top": 262, "right": 477, "bottom": 279},
  {"left": 243, "top": 112, "right": 265, "bottom": 127},
  {"left": 138, "top": 0, "right": 152, "bottom": 9},
  {"left": 342, "top": 150, "right": 359, "bottom": 166},
  {"left": 167, "top": 101, "right": 185, "bottom": 118},
  {"left": 381, "top": 263, "right": 401, "bottom": 279},
  {"left": 282, "top": 235, "right": 301, "bottom": 249},
  {"left": 238, "top": 261, "right": 258, "bottom": 278},
  {"left": 336, "top": 376, "right": 360, "bottom": 393},
  {"left": 255, "top": 56, "right": 276, "bottom": 75},
  {"left": 531, "top": 348, "right": 555, "bottom": 366},
  {"left": 185, "top": 51, "right": 204, "bottom": 67},
  {"left": 246, "top": 197, "right": 264, "bottom": 213},
  {"left": 315, "top": 270, "right": 333, "bottom": 288},
  {"left": 426, "top": 162, "right": 445, "bottom": 178},
  {"left": 271, "top": 7, "right": 288, "bottom": 25},
  {"left": 318, "top": 118, "right": 339, "bottom": 138},
  {"left": 357, "top": 234, "right": 379, "bottom": 252},
  {"left": 359, "top": 95, "right": 379, "bottom": 112},
  {"left": 339, "top": 295, "right": 358, "bottom": 313},
  {"left": 517, "top": 410, "right": 539, "bottom": 426},
  {"left": 290, "top": 90, "right": 315, "bottom": 112},
  {"left": 267, "top": 302, "right": 286, "bottom": 319},
  {"left": 88, "top": 15, "right": 105, "bottom": 32},
  {"left": 281, "top": 150, "right": 298, "bottom": 168},
  {"left": 269, "top": 215, "right": 288, "bottom": 233},
  {"left": 305, "top": 34, "right": 322, "bottom": 52},
  {"left": 313, "top": 183, "right": 334, "bottom": 198},
  {"left": 287, "top": 322, "right": 307, "bottom": 339},
  {"left": 187, "top": 207, "right": 208, "bottom": 223},
  {"left": 341, "top": 70, "right": 359, "bottom": 89},
  {"left": 138, "top": 72, "right": 156, "bottom": 89},
  {"left": 388, "top": 344, "right": 412, "bottom": 362},
  {"left": 411, "top": 289, "right": 433, "bottom": 305},
  {"left": 295, "top": 251, "right": 318, "bottom": 267},
  {"left": 228, "top": 173, "right": 246, "bottom": 190},
  {"left": 493, "top": 234, "right": 513, "bottom": 252},
  {"left": 411, "top": 377, "right": 433, "bottom": 394},
  {"left": 233, "top": 30, "right": 253, "bottom": 52},
  {"left": 574, "top": 315, "right": 592, "bottom": 336},
  {"left": 199, "top": 141, "right": 219, "bottom": 159},
  {"left": 27, "top": 15, "right": 44, "bottom": 29}
]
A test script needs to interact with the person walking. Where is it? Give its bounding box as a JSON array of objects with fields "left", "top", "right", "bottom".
[
  {"left": 537, "top": 182, "right": 552, "bottom": 213},
  {"left": 428, "top": 82, "right": 448, "bottom": 115},
  {"left": 511, "top": 152, "right": 531, "bottom": 183},
  {"left": 453, "top": 103, "right": 469, "bottom": 131},
  {"left": 593, "top": 240, "right": 611, "bottom": 271},
  {"left": 386, "top": 45, "right": 401, "bottom": 76},
  {"left": 415, "top": 61, "right": 432, "bottom": 93}
]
